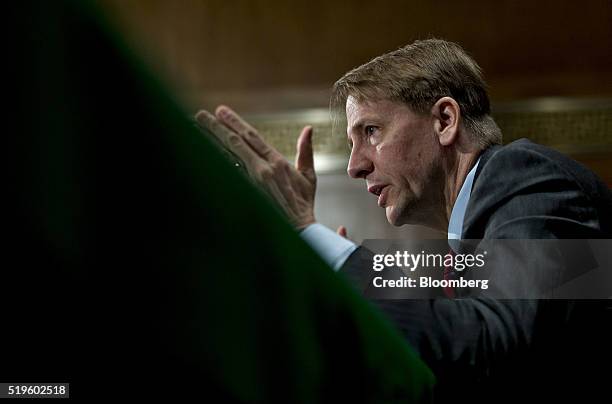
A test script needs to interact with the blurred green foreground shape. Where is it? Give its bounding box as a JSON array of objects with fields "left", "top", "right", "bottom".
[{"left": 5, "top": 0, "right": 434, "bottom": 401}]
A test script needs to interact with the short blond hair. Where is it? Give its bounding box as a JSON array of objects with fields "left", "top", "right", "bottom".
[{"left": 331, "top": 39, "right": 502, "bottom": 148}]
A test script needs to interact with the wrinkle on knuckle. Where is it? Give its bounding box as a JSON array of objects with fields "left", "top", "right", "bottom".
[
  {"left": 258, "top": 167, "right": 274, "bottom": 182},
  {"left": 271, "top": 159, "right": 288, "bottom": 173},
  {"left": 227, "top": 135, "right": 242, "bottom": 147}
]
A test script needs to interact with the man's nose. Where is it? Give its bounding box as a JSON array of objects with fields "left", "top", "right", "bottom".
[{"left": 347, "top": 148, "right": 374, "bottom": 179}]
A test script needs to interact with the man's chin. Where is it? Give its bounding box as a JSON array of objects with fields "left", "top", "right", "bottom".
[
  {"left": 385, "top": 206, "right": 403, "bottom": 227},
  {"left": 385, "top": 202, "right": 423, "bottom": 227},
  {"left": 387, "top": 204, "right": 446, "bottom": 231}
]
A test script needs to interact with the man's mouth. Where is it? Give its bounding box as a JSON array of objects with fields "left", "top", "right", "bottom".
[{"left": 368, "top": 184, "right": 390, "bottom": 207}]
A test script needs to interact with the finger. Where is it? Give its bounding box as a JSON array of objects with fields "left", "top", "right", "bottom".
[
  {"left": 215, "top": 105, "right": 258, "bottom": 135},
  {"left": 295, "top": 126, "right": 315, "bottom": 178},
  {"left": 194, "top": 109, "right": 262, "bottom": 168},
  {"left": 194, "top": 109, "right": 237, "bottom": 147},
  {"left": 216, "top": 105, "right": 281, "bottom": 161},
  {"left": 336, "top": 225, "right": 347, "bottom": 238}
]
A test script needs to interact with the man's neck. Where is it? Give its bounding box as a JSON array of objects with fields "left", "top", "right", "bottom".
[{"left": 444, "top": 149, "right": 480, "bottom": 224}]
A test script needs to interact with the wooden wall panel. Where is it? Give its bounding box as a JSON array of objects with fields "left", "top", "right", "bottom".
[{"left": 99, "top": 0, "right": 612, "bottom": 111}]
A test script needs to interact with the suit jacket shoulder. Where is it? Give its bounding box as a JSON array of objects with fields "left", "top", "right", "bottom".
[{"left": 462, "top": 138, "right": 612, "bottom": 239}]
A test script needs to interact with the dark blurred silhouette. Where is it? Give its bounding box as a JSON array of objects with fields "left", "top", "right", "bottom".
[{"left": 4, "top": 1, "right": 434, "bottom": 401}]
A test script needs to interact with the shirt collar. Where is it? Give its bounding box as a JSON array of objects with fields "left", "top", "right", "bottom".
[{"left": 448, "top": 157, "right": 481, "bottom": 240}]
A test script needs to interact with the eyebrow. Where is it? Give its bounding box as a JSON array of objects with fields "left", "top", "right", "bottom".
[{"left": 347, "top": 119, "right": 366, "bottom": 135}]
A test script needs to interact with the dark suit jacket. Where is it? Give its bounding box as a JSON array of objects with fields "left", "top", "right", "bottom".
[{"left": 341, "top": 139, "right": 612, "bottom": 402}]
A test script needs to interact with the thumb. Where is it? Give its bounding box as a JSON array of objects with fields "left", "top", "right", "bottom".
[
  {"left": 296, "top": 126, "right": 314, "bottom": 178},
  {"left": 336, "top": 225, "right": 347, "bottom": 238}
]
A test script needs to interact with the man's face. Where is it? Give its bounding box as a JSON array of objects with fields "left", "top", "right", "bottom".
[{"left": 346, "top": 96, "right": 445, "bottom": 227}]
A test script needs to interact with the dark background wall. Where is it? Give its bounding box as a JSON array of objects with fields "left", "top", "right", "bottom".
[{"left": 100, "top": 0, "right": 612, "bottom": 111}]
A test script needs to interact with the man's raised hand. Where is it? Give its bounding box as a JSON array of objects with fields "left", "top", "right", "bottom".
[{"left": 195, "top": 105, "right": 317, "bottom": 230}]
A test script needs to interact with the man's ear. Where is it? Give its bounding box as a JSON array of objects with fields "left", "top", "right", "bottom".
[{"left": 431, "top": 97, "right": 460, "bottom": 146}]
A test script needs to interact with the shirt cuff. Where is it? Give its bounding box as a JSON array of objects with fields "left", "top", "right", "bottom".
[{"left": 300, "top": 223, "right": 358, "bottom": 271}]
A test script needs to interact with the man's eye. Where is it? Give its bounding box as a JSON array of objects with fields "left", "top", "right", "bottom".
[{"left": 365, "top": 125, "right": 378, "bottom": 136}]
